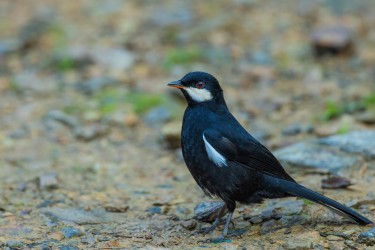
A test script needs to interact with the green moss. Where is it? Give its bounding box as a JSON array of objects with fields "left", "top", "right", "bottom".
[
  {"left": 163, "top": 46, "right": 204, "bottom": 69},
  {"left": 321, "top": 100, "right": 343, "bottom": 121},
  {"left": 126, "top": 92, "right": 166, "bottom": 114}
]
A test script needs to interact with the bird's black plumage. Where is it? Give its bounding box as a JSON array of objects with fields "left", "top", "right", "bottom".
[{"left": 168, "top": 71, "right": 373, "bottom": 240}]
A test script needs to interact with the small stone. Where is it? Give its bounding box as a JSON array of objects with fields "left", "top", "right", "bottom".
[
  {"left": 59, "top": 245, "right": 79, "bottom": 250},
  {"left": 321, "top": 175, "right": 352, "bottom": 189},
  {"left": 194, "top": 201, "right": 226, "bottom": 222},
  {"left": 327, "top": 235, "right": 342, "bottom": 241},
  {"left": 146, "top": 206, "right": 162, "bottom": 214},
  {"left": 357, "top": 227, "right": 375, "bottom": 246},
  {"left": 311, "top": 25, "right": 354, "bottom": 57},
  {"left": 282, "top": 123, "right": 302, "bottom": 136},
  {"left": 124, "top": 114, "right": 139, "bottom": 127},
  {"left": 41, "top": 207, "right": 126, "bottom": 224},
  {"left": 74, "top": 124, "right": 109, "bottom": 141},
  {"left": 61, "top": 227, "right": 84, "bottom": 239},
  {"left": 44, "top": 110, "right": 79, "bottom": 129},
  {"left": 356, "top": 112, "right": 375, "bottom": 125},
  {"left": 283, "top": 237, "right": 314, "bottom": 250},
  {"left": 49, "top": 231, "right": 65, "bottom": 241},
  {"left": 38, "top": 173, "right": 58, "bottom": 190},
  {"left": 104, "top": 204, "right": 129, "bottom": 213},
  {"left": 75, "top": 76, "right": 119, "bottom": 95},
  {"left": 144, "top": 106, "right": 172, "bottom": 126},
  {"left": 5, "top": 240, "right": 24, "bottom": 248},
  {"left": 319, "top": 131, "right": 375, "bottom": 159},
  {"left": 161, "top": 122, "right": 181, "bottom": 149},
  {"left": 181, "top": 219, "right": 197, "bottom": 230},
  {"left": 275, "top": 141, "right": 358, "bottom": 174}
]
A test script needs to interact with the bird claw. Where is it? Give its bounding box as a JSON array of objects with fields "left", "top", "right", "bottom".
[{"left": 195, "top": 223, "right": 219, "bottom": 235}]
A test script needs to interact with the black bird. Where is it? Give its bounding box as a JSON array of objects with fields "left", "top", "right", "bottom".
[{"left": 167, "top": 71, "right": 373, "bottom": 240}]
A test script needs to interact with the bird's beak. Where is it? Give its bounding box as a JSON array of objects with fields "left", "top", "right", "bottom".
[{"left": 167, "top": 80, "right": 185, "bottom": 89}]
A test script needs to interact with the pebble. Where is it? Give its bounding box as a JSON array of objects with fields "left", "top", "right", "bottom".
[
  {"left": 311, "top": 25, "right": 353, "bottom": 57},
  {"left": 357, "top": 227, "right": 375, "bottom": 246},
  {"left": 161, "top": 122, "right": 181, "bottom": 149},
  {"left": 75, "top": 76, "right": 119, "bottom": 95},
  {"left": 144, "top": 106, "right": 172, "bottom": 126},
  {"left": 104, "top": 204, "right": 129, "bottom": 213},
  {"left": 282, "top": 123, "right": 301, "bottom": 136},
  {"left": 74, "top": 124, "right": 109, "bottom": 141},
  {"left": 319, "top": 131, "right": 375, "bottom": 159},
  {"left": 5, "top": 240, "right": 24, "bottom": 249},
  {"left": 41, "top": 207, "right": 126, "bottom": 224},
  {"left": 181, "top": 219, "right": 197, "bottom": 230},
  {"left": 49, "top": 231, "right": 65, "bottom": 241},
  {"left": 283, "top": 238, "right": 313, "bottom": 250},
  {"left": 59, "top": 245, "right": 79, "bottom": 250},
  {"left": 146, "top": 206, "right": 162, "bottom": 214},
  {"left": 275, "top": 141, "right": 358, "bottom": 174},
  {"left": 356, "top": 111, "right": 375, "bottom": 124},
  {"left": 321, "top": 175, "right": 352, "bottom": 189},
  {"left": 61, "top": 226, "right": 84, "bottom": 238},
  {"left": 194, "top": 201, "right": 226, "bottom": 222},
  {"left": 38, "top": 173, "right": 59, "bottom": 190}
]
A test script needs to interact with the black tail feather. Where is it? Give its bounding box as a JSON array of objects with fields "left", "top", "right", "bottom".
[{"left": 279, "top": 180, "right": 373, "bottom": 225}]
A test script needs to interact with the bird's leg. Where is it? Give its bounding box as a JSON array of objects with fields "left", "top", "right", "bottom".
[
  {"left": 197, "top": 204, "right": 227, "bottom": 234},
  {"left": 211, "top": 202, "right": 236, "bottom": 242}
]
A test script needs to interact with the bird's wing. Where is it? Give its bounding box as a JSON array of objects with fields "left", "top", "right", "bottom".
[{"left": 203, "top": 129, "right": 295, "bottom": 182}]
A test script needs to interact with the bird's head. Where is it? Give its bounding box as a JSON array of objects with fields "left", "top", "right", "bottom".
[{"left": 167, "top": 71, "right": 224, "bottom": 106}]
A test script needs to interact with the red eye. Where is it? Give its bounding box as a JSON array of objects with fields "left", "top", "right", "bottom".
[{"left": 196, "top": 82, "right": 205, "bottom": 89}]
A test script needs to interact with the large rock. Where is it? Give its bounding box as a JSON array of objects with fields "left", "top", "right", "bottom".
[{"left": 275, "top": 131, "right": 375, "bottom": 174}]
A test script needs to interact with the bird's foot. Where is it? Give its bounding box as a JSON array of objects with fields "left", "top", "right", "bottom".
[{"left": 195, "top": 220, "right": 221, "bottom": 235}]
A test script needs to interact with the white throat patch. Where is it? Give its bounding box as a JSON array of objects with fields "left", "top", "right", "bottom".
[
  {"left": 203, "top": 134, "right": 227, "bottom": 167},
  {"left": 185, "top": 87, "right": 213, "bottom": 102}
]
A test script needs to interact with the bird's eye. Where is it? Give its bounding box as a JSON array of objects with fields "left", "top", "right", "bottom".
[{"left": 196, "top": 82, "right": 205, "bottom": 89}]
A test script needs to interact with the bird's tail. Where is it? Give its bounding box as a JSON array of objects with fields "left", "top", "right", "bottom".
[{"left": 278, "top": 179, "right": 373, "bottom": 225}]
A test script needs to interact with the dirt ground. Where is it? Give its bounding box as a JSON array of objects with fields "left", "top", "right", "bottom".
[{"left": 0, "top": 1, "right": 375, "bottom": 249}]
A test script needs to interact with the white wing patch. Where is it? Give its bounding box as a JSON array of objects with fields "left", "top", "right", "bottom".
[
  {"left": 185, "top": 87, "right": 213, "bottom": 102},
  {"left": 203, "top": 134, "right": 227, "bottom": 167}
]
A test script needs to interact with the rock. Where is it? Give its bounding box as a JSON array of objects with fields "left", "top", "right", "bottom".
[
  {"left": 68, "top": 46, "right": 135, "bottom": 71},
  {"left": 44, "top": 110, "right": 79, "bottom": 129},
  {"left": 283, "top": 237, "right": 314, "bottom": 250},
  {"left": 321, "top": 175, "right": 352, "bottom": 189},
  {"left": 243, "top": 199, "right": 304, "bottom": 224},
  {"left": 356, "top": 111, "right": 375, "bottom": 125},
  {"left": 282, "top": 123, "right": 302, "bottom": 136},
  {"left": 161, "top": 122, "right": 181, "bottom": 149},
  {"left": 13, "top": 71, "right": 57, "bottom": 94},
  {"left": 49, "top": 232, "right": 65, "bottom": 241},
  {"left": 275, "top": 141, "right": 358, "bottom": 174},
  {"left": 74, "top": 124, "right": 109, "bottom": 142},
  {"left": 38, "top": 173, "right": 58, "bottom": 190},
  {"left": 193, "top": 201, "right": 226, "bottom": 222},
  {"left": 104, "top": 204, "right": 129, "bottom": 213},
  {"left": 124, "top": 114, "right": 140, "bottom": 127},
  {"left": 75, "top": 76, "right": 119, "bottom": 95},
  {"left": 146, "top": 206, "right": 162, "bottom": 214},
  {"left": 59, "top": 245, "right": 79, "bottom": 250},
  {"left": 311, "top": 26, "right": 354, "bottom": 57},
  {"left": 319, "top": 131, "right": 375, "bottom": 159},
  {"left": 5, "top": 240, "right": 24, "bottom": 249},
  {"left": 357, "top": 227, "right": 375, "bottom": 246},
  {"left": 149, "top": 8, "right": 192, "bottom": 27},
  {"left": 41, "top": 207, "right": 126, "bottom": 225},
  {"left": 61, "top": 227, "right": 84, "bottom": 238},
  {"left": 144, "top": 106, "right": 172, "bottom": 126},
  {"left": 181, "top": 219, "right": 197, "bottom": 230},
  {"left": 17, "top": 10, "right": 55, "bottom": 50}
]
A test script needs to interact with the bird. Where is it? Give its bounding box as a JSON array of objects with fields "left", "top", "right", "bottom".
[{"left": 167, "top": 71, "right": 373, "bottom": 240}]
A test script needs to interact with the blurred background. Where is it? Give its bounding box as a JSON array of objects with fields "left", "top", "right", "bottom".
[{"left": 1, "top": 0, "right": 375, "bottom": 248}]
